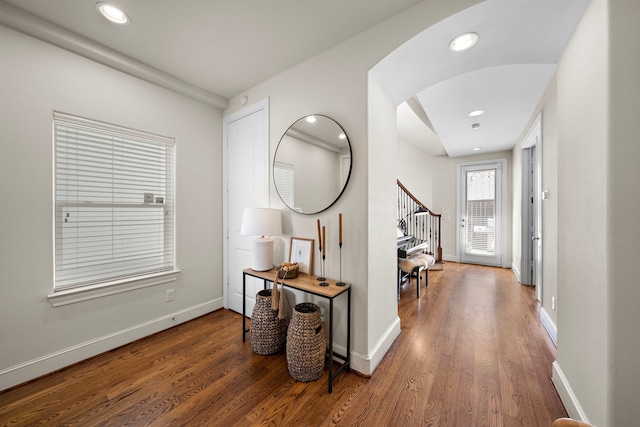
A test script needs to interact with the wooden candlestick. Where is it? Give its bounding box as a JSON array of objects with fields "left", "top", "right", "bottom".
[{"left": 322, "top": 226, "right": 326, "bottom": 258}]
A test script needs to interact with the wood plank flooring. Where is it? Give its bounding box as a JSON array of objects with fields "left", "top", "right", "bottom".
[{"left": 0, "top": 263, "right": 566, "bottom": 426}]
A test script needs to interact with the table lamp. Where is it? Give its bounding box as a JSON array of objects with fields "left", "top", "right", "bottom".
[{"left": 241, "top": 207, "right": 283, "bottom": 271}]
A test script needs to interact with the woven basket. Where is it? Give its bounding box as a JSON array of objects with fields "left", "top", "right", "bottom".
[
  {"left": 250, "top": 289, "right": 287, "bottom": 355},
  {"left": 277, "top": 264, "right": 299, "bottom": 279},
  {"left": 286, "top": 302, "right": 326, "bottom": 382}
]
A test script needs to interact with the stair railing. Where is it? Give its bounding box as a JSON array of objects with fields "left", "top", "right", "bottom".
[{"left": 397, "top": 180, "right": 442, "bottom": 263}]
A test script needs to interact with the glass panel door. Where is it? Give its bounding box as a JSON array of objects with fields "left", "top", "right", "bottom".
[{"left": 458, "top": 161, "right": 505, "bottom": 266}]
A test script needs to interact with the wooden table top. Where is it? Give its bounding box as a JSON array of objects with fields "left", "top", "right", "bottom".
[{"left": 243, "top": 268, "right": 350, "bottom": 298}]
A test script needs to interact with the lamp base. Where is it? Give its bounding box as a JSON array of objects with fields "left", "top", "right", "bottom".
[{"left": 251, "top": 237, "right": 274, "bottom": 271}]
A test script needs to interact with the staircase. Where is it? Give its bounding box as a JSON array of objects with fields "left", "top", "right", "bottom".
[{"left": 397, "top": 180, "right": 443, "bottom": 269}]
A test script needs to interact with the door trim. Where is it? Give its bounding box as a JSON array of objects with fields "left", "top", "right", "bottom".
[
  {"left": 520, "top": 113, "right": 542, "bottom": 298},
  {"left": 456, "top": 158, "right": 508, "bottom": 267},
  {"left": 222, "top": 98, "right": 270, "bottom": 309}
]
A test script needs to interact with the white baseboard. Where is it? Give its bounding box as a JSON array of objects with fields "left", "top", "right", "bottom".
[
  {"left": 348, "top": 316, "right": 401, "bottom": 376},
  {"left": 443, "top": 254, "right": 458, "bottom": 263},
  {"left": 552, "top": 361, "right": 591, "bottom": 424},
  {"left": 0, "top": 298, "right": 223, "bottom": 391},
  {"left": 512, "top": 262, "right": 521, "bottom": 283},
  {"left": 540, "top": 307, "right": 557, "bottom": 347}
]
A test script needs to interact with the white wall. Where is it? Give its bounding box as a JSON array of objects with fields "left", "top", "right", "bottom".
[
  {"left": 608, "top": 0, "right": 640, "bottom": 425},
  {"left": 0, "top": 25, "right": 223, "bottom": 390},
  {"left": 223, "top": 0, "right": 478, "bottom": 375},
  {"left": 513, "top": 74, "right": 559, "bottom": 329},
  {"left": 554, "top": 0, "right": 609, "bottom": 424},
  {"left": 397, "top": 138, "right": 434, "bottom": 208}
]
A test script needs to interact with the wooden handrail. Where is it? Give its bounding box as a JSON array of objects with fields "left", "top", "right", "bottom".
[{"left": 397, "top": 179, "right": 442, "bottom": 263}]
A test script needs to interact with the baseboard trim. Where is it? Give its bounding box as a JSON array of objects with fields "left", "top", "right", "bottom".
[
  {"left": 443, "top": 254, "right": 458, "bottom": 263},
  {"left": 512, "top": 262, "right": 521, "bottom": 283},
  {"left": 540, "top": 307, "right": 557, "bottom": 347},
  {"left": 552, "top": 361, "right": 591, "bottom": 424},
  {"left": 348, "top": 316, "right": 401, "bottom": 376},
  {"left": 0, "top": 298, "right": 223, "bottom": 391}
]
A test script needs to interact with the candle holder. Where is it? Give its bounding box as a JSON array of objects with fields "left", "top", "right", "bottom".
[
  {"left": 336, "top": 242, "right": 345, "bottom": 286},
  {"left": 319, "top": 257, "right": 329, "bottom": 287},
  {"left": 317, "top": 247, "right": 326, "bottom": 282}
]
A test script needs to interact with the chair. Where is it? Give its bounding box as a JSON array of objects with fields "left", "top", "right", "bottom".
[
  {"left": 552, "top": 418, "right": 593, "bottom": 427},
  {"left": 397, "top": 253, "right": 434, "bottom": 300}
]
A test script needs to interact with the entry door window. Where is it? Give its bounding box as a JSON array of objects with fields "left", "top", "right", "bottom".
[{"left": 465, "top": 169, "right": 496, "bottom": 256}]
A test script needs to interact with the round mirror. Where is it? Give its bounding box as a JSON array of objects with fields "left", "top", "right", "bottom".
[{"left": 274, "top": 115, "right": 352, "bottom": 214}]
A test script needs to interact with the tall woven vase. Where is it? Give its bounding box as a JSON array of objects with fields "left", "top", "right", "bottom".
[
  {"left": 250, "top": 289, "right": 287, "bottom": 355},
  {"left": 286, "top": 302, "right": 326, "bottom": 382}
]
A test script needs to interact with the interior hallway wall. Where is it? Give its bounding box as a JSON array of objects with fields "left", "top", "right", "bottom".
[{"left": 0, "top": 25, "right": 222, "bottom": 390}]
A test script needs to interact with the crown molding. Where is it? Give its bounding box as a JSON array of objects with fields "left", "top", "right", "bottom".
[{"left": 0, "top": 1, "right": 228, "bottom": 109}]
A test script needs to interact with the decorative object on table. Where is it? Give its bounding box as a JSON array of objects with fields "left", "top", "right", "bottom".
[
  {"left": 337, "top": 213, "right": 345, "bottom": 286},
  {"left": 271, "top": 264, "right": 294, "bottom": 319},
  {"left": 286, "top": 302, "right": 326, "bottom": 382},
  {"left": 316, "top": 219, "right": 327, "bottom": 282},
  {"left": 319, "top": 225, "right": 329, "bottom": 286},
  {"left": 250, "top": 289, "right": 287, "bottom": 355},
  {"left": 240, "top": 207, "right": 283, "bottom": 271},
  {"left": 289, "top": 237, "right": 314, "bottom": 275},
  {"left": 277, "top": 261, "right": 299, "bottom": 279}
]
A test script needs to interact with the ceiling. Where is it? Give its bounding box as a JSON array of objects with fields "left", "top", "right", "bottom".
[{"left": 0, "top": 0, "right": 590, "bottom": 157}]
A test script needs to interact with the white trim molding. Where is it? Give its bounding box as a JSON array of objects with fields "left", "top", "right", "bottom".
[
  {"left": 349, "top": 316, "right": 401, "bottom": 376},
  {"left": 540, "top": 307, "right": 557, "bottom": 346},
  {"left": 48, "top": 270, "right": 180, "bottom": 307},
  {"left": 0, "top": 299, "right": 222, "bottom": 391},
  {"left": 552, "top": 361, "right": 591, "bottom": 424},
  {"left": 0, "top": 2, "right": 227, "bottom": 109}
]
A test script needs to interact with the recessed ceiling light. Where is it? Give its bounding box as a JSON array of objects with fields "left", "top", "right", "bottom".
[
  {"left": 473, "top": 147, "right": 481, "bottom": 151},
  {"left": 468, "top": 109, "right": 485, "bottom": 117},
  {"left": 471, "top": 123, "right": 480, "bottom": 130},
  {"left": 449, "top": 32, "right": 478, "bottom": 52},
  {"left": 338, "top": 133, "right": 346, "bottom": 140},
  {"left": 305, "top": 116, "right": 317, "bottom": 123},
  {"left": 96, "top": 3, "right": 130, "bottom": 25}
]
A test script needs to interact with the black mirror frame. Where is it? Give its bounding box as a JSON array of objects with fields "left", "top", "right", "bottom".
[{"left": 273, "top": 114, "right": 352, "bottom": 215}]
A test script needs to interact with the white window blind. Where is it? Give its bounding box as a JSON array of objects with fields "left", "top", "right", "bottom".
[
  {"left": 54, "top": 112, "right": 175, "bottom": 291},
  {"left": 274, "top": 162, "right": 295, "bottom": 209},
  {"left": 465, "top": 169, "right": 496, "bottom": 256}
]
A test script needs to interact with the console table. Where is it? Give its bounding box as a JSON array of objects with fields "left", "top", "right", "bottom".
[{"left": 242, "top": 268, "right": 351, "bottom": 393}]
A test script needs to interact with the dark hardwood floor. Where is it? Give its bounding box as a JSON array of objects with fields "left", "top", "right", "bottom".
[{"left": 0, "top": 263, "right": 566, "bottom": 426}]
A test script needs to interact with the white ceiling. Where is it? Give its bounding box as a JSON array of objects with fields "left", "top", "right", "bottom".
[
  {"left": 0, "top": 0, "right": 590, "bottom": 158},
  {"left": 373, "top": 0, "right": 590, "bottom": 157}
]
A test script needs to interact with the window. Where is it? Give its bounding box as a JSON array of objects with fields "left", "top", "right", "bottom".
[
  {"left": 54, "top": 112, "right": 175, "bottom": 292},
  {"left": 273, "top": 162, "right": 296, "bottom": 211},
  {"left": 465, "top": 169, "right": 496, "bottom": 255}
]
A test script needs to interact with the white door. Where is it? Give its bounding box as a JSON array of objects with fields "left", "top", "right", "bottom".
[
  {"left": 458, "top": 160, "right": 506, "bottom": 267},
  {"left": 223, "top": 99, "right": 269, "bottom": 315}
]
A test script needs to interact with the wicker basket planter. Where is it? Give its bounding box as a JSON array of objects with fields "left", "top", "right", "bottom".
[
  {"left": 286, "top": 302, "right": 326, "bottom": 382},
  {"left": 250, "top": 289, "right": 287, "bottom": 355}
]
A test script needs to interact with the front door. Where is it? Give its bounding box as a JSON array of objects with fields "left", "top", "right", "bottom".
[
  {"left": 223, "top": 99, "right": 269, "bottom": 315},
  {"left": 458, "top": 159, "right": 506, "bottom": 267}
]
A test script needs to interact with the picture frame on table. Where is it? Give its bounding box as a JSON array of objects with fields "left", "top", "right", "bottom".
[{"left": 289, "top": 237, "right": 314, "bottom": 275}]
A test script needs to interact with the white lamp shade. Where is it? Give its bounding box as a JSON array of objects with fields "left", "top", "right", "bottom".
[
  {"left": 240, "top": 208, "right": 282, "bottom": 271},
  {"left": 240, "top": 208, "right": 282, "bottom": 237}
]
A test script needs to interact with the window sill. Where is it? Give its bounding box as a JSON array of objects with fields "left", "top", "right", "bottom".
[{"left": 47, "top": 270, "right": 181, "bottom": 307}]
